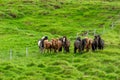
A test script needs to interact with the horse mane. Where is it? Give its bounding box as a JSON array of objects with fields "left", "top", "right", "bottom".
[
  {"left": 97, "top": 35, "right": 101, "bottom": 40},
  {"left": 76, "top": 37, "right": 81, "bottom": 41}
]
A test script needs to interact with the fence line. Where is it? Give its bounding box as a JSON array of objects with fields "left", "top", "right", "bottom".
[
  {"left": 76, "top": 21, "right": 119, "bottom": 37},
  {"left": 77, "top": 29, "right": 104, "bottom": 37},
  {"left": 10, "top": 49, "right": 12, "bottom": 60},
  {"left": 0, "top": 46, "right": 40, "bottom": 60},
  {"left": 26, "top": 47, "right": 28, "bottom": 57},
  {"left": 0, "top": 43, "right": 119, "bottom": 61}
]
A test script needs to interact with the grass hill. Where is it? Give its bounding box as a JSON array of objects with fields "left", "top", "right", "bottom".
[{"left": 0, "top": 0, "right": 120, "bottom": 80}]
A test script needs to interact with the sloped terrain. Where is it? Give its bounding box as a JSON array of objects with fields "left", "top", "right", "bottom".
[{"left": 0, "top": 0, "right": 120, "bottom": 80}]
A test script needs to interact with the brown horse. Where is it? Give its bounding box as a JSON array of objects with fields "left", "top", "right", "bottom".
[
  {"left": 51, "top": 38, "right": 63, "bottom": 53},
  {"left": 84, "top": 37, "right": 93, "bottom": 52},
  {"left": 57, "top": 38, "right": 63, "bottom": 52},
  {"left": 44, "top": 40, "right": 52, "bottom": 53}
]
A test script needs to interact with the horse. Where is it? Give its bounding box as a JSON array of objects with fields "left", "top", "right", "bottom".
[
  {"left": 97, "top": 35, "right": 104, "bottom": 50},
  {"left": 62, "top": 36, "right": 70, "bottom": 53},
  {"left": 82, "top": 37, "right": 93, "bottom": 52},
  {"left": 74, "top": 37, "right": 82, "bottom": 53},
  {"left": 38, "top": 36, "right": 48, "bottom": 53},
  {"left": 43, "top": 40, "right": 52, "bottom": 53},
  {"left": 82, "top": 38, "right": 87, "bottom": 51},
  {"left": 51, "top": 38, "right": 63, "bottom": 53},
  {"left": 92, "top": 35, "right": 98, "bottom": 51},
  {"left": 38, "top": 39, "right": 43, "bottom": 53},
  {"left": 58, "top": 38, "right": 63, "bottom": 52},
  {"left": 51, "top": 38, "right": 58, "bottom": 52}
]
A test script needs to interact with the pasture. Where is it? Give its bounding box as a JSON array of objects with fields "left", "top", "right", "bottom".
[{"left": 0, "top": 0, "right": 120, "bottom": 80}]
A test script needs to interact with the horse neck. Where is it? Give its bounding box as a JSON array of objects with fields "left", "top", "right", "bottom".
[{"left": 98, "top": 37, "right": 101, "bottom": 41}]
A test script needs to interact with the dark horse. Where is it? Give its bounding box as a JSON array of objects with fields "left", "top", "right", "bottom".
[
  {"left": 62, "top": 36, "right": 70, "bottom": 53},
  {"left": 92, "top": 35, "right": 98, "bottom": 51},
  {"left": 82, "top": 38, "right": 87, "bottom": 51},
  {"left": 38, "top": 36, "right": 48, "bottom": 53},
  {"left": 74, "top": 37, "right": 82, "bottom": 53},
  {"left": 97, "top": 35, "right": 104, "bottom": 50}
]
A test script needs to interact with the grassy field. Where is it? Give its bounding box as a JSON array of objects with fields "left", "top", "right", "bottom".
[{"left": 0, "top": 0, "right": 120, "bottom": 80}]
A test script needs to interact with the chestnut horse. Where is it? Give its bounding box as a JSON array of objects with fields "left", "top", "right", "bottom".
[
  {"left": 51, "top": 38, "right": 63, "bottom": 53},
  {"left": 44, "top": 40, "right": 52, "bottom": 53},
  {"left": 83, "top": 37, "right": 93, "bottom": 52}
]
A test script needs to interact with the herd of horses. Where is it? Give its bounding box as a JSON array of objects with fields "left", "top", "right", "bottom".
[{"left": 38, "top": 35, "right": 104, "bottom": 53}]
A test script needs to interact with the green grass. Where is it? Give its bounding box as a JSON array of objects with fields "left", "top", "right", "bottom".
[{"left": 0, "top": 0, "right": 120, "bottom": 80}]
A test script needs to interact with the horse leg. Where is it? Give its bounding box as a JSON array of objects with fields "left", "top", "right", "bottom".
[
  {"left": 54, "top": 49, "right": 57, "bottom": 53},
  {"left": 74, "top": 47, "right": 77, "bottom": 53},
  {"left": 50, "top": 48, "right": 52, "bottom": 53},
  {"left": 59, "top": 47, "right": 62, "bottom": 52},
  {"left": 68, "top": 47, "right": 70, "bottom": 53},
  {"left": 101, "top": 45, "right": 104, "bottom": 50},
  {"left": 43, "top": 49, "right": 45, "bottom": 53},
  {"left": 79, "top": 46, "right": 82, "bottom": 54},
  {"left": 82, "top": 45, "right": 84, "bottom": 51},
  {"left": 63, "top": 46, "right": 66, "bottom": 53},
  {"left": 40, "top": 47, "right": 43, "bottom": 53},
  {"left": 67, "top": 47, "right": 70, "bottom": 53},
  {"left": 86, "top": 45, "right": 89, "bottom": 52},
  {"left": 92, "top": 44, "right": 95, "bottom": 51},
  {"left": 47, "top": 49, "right": 49, "bottom": 53}
]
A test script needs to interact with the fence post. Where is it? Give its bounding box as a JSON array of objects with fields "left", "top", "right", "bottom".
[
  {"left": 10, "top": 49, "right": 12, "bottom": 60},
  {"left": 119, "top": 30, "right": 120, "bottom": 40},
  {"left": 26, "top": 47, "right": 28, "bottom": 57},
  {"left": 72, "top": 54, "right": 74, "bottom": 64},
  {"left": 111, "top": 22, "right": 114, "bottom": 29},
  {"left": 86, "top": 31, "right": 89, "bottom": 36}
]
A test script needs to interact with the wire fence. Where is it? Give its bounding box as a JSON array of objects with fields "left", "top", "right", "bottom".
[
  {"left": 76, "top": 16, "right": 120, "bottom": 37},
  {"left": 0, "top": 46, "right": 40, "bottom": 61}
]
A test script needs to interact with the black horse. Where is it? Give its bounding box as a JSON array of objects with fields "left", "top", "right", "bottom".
[
  {"left": 62, "top": 36, "right": 70, "bottom": 53},
  {"left": 82, "top": 38, "right": 87, "bottom": 51},
  {"left": 92, "top": 35, "right": 98, "bottom": 51},
  {"left": 74, "top": 37, "right": 82, "bottom": 53},
  {"left": 97, "top": 35, "right": 104, "bottom": 50}
]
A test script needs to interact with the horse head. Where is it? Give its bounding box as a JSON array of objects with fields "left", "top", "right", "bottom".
[
  {"left": 63, "top": 36, "right": 67, "bottom": 43},
  {"left": 97, "top": 35, "right": 101, "bottom": 40},
  {"left": 76, "top": 37, "right": 81, "bottom": 41}
]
